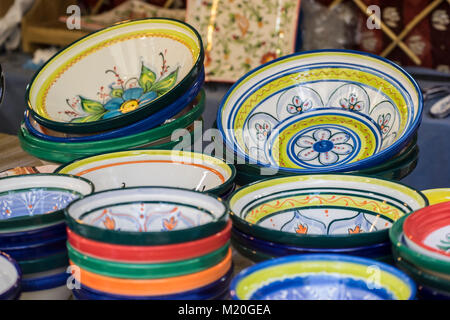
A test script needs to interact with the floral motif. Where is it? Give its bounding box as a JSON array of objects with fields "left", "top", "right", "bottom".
[
  {"left": 255, "top": 122, "right": 271, "bottom": 141},
  {"left": 383, "top": 7, "right": 400, "bottom": 28},
  {"left": 339, "top": 93, "right": 365, "bottom": 111},
  {"left": 62, "top": 51, "right": 178, "bottom": 123},
  {"left": 287, "top": 96, "right": 313, "bottom": 115},
  {"left": 295, "top": 128, "right": 354, "bottom": 166},
  {"left": 432, "top": 9, "right": 449, "bottom": 31},
  {"left": 377, "top": 114, "right": 391, "bottom": 135}
]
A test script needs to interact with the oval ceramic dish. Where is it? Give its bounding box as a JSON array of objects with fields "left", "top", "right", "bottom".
[
  {"left": 57, "top": 150, "right": 235, "bottom": 195},
  {"left": 0, "top": 252, "right": 21, "bottom": 300},
  {"left": 229, "top": 174, "right": 427, "bottom": 248},
  {"left": 65, "top": 187, "right": 229, "bottom": 245},
  {"left": 230, "top": 254, "right": 416, "bottom": 300},
  {"left": 403, "top": 202, "right": 450, "bottom": 262},
  {"left": 422, "top": 188, "right": 450, "bottom": 205},
  {"left": 67, "top": 242, "right": 230, "bottom": 279},
  {"left": 0, "top": 174, "right": 94, "bottom": 230},
  {"left": 389, "top": 215, "right": 450, "bottom": 274},
  {"left": 0, "top": 222, "right": 66, "bottom": 248},
  {"left": 24, "top": 68, "right": 204, "bottom": 142},
  {"left": 27, "top": 18, "right": 204, "bottom": 133},
  {"left": 72, "top": 265, "right": 234, "bottom": 300},
  {"left": 218, "top": 49, "right": 422, "bottom": 173},
  {"left": 70, "top": 249, "right": 232, "bottom": 296},
  {"left": 67, "top": 221, "right": 231, "bottom": 263},
  {"left": 18, "top": 251, "right": 68, "bottom": 275}
]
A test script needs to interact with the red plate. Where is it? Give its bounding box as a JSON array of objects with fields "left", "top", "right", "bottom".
[
  {"left": 403, "top": 202, "right": 450, "bottom": 261},
  {"left": 67, "top": 220, "right": 231, "bottom": 263}
]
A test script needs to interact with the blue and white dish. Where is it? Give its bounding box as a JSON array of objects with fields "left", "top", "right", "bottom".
[{"left": 0, "top": 251, "right": 21, "bottom": 300}]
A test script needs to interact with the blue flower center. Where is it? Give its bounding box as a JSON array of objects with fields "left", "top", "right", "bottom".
[{"left": 313, "top": 140, "right": 334, "bottom": 153}]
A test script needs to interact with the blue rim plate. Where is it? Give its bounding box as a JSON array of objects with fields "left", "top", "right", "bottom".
[
  {"left": 0, "top": 251, "right": 22, "bottom": 300},
  {"left": 21, "top": 270, "right": 69, "bottom": 292},
  {"left": 0, "top": 222, "right": 66, "bottom": 248},
  {"left": 24, "top": 68, "right": 205, "bottom": 143},
  {"left": 1, "top": 236, "right": 67, "bottom": 261},
  {"left": 72, "top": 264, "right": 234, "bottom": 300},
  {"left": 230, "top": 254, "right": 416, "bottom": 300}
]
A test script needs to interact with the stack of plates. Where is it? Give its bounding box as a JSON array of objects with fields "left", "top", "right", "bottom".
[
  {"left": 216, "top": 50, "right": 423, "bottom": 183},
  {"left": 228, "top": 174, "right": 428, "bottom": 264},
  {"left": 390, "top": 201, "right": 450, "bottom": 300},
  {"left": 65, "top": 187, "right": 233, "bottom": 300},
  {"left": 0, "top": 251, "right": 21, "bottom": 300},
  {"left": 230, "top": 254, "right": 416, "bottom": 300},
  {"left": 20, "top": 18, "right": 205, "bottom": 164},
  {"left": 0, "top": 174, "right": 94, "bottom": 299},
  {"left": 55, "top": 150, "right": 236, "bottom": 199}
]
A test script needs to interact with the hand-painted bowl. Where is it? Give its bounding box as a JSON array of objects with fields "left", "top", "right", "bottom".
[
  {"left": 56, "top": 150, "right": 235, "bottom": 195},
  {"left": 0, "top": 251, "right": 21, "bottom": 300},
  {"left": 66, "top": 221, "right": 231, "bottom": 263},
  {"left": 422, "top": 188, "right": 450, "bottom": 205},
  {"left": 18, "top": 251, "right": 68, "bottom": 275},
  {"left": 65, "top": 187, "right": 229, "bottom": 245},
  {"left": 230, "top": 254, "right": 416, "bottom": 300},
  {"left": 403, "top": 202, "right": 450, "bottom": 262},
  {"left": 229, "top": 174, "right": 427, "bottom": 248},
  {"left": 0, "top": 174, "right": 94, "bottom": 230},
  {"left": 72, "top": 265, "right": 234, "bottom": 300},
  {"left": 26, "top": 18, "right": 204, "bottom": 133},
  {"left": 70, "top": 249, "right": 232, "bottom": 296},
  {"left": 389, "top": 215, "right": 449, "bottom": 274},
  {"left": 0, "top": 236, "right": 67, "bottom": 261},
  {"left": 24, "top": 68, "right": 204, "bottom": 142},
  {"left": 218, "top": 49, "right": 422, "bottom": 174},
  {"left": 0, "top": 222, "right": 66, "bottom": 247}
]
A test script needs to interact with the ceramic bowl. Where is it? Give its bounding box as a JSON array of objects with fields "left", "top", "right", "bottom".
[
  {"left": 18, "top": 251, "right": 68, "bottom": 275},
  {"left": 218, "top": 49, "right": 422, "bottom": 174},
  {"left": 20, "top": 267, "right": 71, "bottom": 300},
  {"left": 0, "top": 236, "right": 67, "bottom": 261},
  {"left": 0, "top": 222, "right": 66, "bottom": 247},
  {"left": 26, "top": 18, "right": 204, "bottom": 133},
  {"left": 422, "top": 188, "right": 450, "bottom": 205},
  {"left": 57, "top": 149, "right": 235, "bottom": 195},
  {"left": 403, "top": 202, "right": 450, "bottom": 262},
  {"left": 389, "top": 215, "right": 449, "bottom": 275},
  {"left": 70, "top": 249, "right": 232, "bottom": 296},
  {"left": 72, "top": 265, "right": 234, "bottom": 300},
  {"left": 24, "top": 68, "right": 204, "bottom": 142},
  {"left": 65, "top": 187, "right": 229, "bottom": 245},
  {"left": 0, "top": 251, "right": 21, "bottom": 300},
  {"left": 230, "top": 254, "right": 416, "bottom": 300},
  {"left": 228, "top": 174, "right": 427, "bottom": 248},
  {"left": 0, "top": 174, "right": 94, "bottom": 230}
]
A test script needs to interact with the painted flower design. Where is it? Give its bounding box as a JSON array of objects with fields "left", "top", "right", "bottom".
[
  {"left": 377, "top": 114, "right": 391, "bottom": 135},
  {"left": 296, "top": 128, "right": 354, "bottom": 166},
  {"left": 339, "top": 93, "right": 365, "bottom": 111},
  {"left": 255, "top": 122, "right": 271, "bottom": 141},
  {"left": 287, "top": 95, "right": 313, "bottom": 115},
  {"left": 100, "top": 88, "right": 157, "bottom": 119}
]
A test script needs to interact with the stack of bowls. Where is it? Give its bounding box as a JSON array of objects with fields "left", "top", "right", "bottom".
[
  {"left": 20, "top": 18, "right": 205, "bottom": 164},
  {"left": 228, "top": 174, "right": 428, "bottom": 264},
  {"left": 230, "top": 254, "right": 416, "bottom": 300},
  {"left": 0, "top": 174, "right": 94, "bottom": 299},
  {"left": 390, "top": 201, "right": 450, "bottom": 300},
  {"left": 56, "top": 150, "right": 236, "bottom": 199},
  {"left": 0, "top": 251, "right": 21, "bottom": 300},
  {"left": 65, "top": 187, "right": 233, "bottom": 300},
  {"left": 216, "top": 49, "right": 423, "bottom": 183}
]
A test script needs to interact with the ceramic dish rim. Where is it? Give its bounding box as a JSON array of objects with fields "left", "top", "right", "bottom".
[{"left": 0, "top": 251, "right": 22, "bottom": 299}]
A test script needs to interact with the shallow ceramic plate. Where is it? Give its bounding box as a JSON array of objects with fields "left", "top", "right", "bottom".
[
  {"left": 57, "top": 150, "right": 235, "bottom": 195},
  {"left": 403, "top": 202, "right": 450, "bottom": 262},
  {"left": 228, "top": 174, "right": 427, "bottom": 248},
  {"left": 230, "top": 254, "right": 415, "bottom": 300},
  {"left": 0, "top": 252, "right": 21, "bottom": 300},
  {"left": 0, "top": 174, "right": 94, "bottom": 230},
  {"left": 27, "top": 18, "right": 204, "bottom": 133},
  {"left": 24, "top": 68, "right": 204, "bottom": 142},
  {"left": 218, "top": 49, "right": 422, "bottom": 173},
  {"left": 422, "top": 188, "right": 450, "bottom": 205},
  {"left": 65, "top": 187, "right": 229, "bottom": 245}
]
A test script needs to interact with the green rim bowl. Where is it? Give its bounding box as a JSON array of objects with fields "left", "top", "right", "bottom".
[
  {"left": 229, "top": 174, "right": 428, "bottom": 249},
  {"left": 65, "top": 187, "right": 229, "bottom": 246}
]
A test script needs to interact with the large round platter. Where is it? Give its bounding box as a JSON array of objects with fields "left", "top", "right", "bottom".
[
  {"left": 422, "top": 188, "right": 450, "bottom": 205},
  {"left": 228, "top": 174, "right": 427, "bottom": 248},
  {"left": 26, "top": 18, "right": 204, "bottom": 133},
  {"left": 24, "top": 68, "right": 204, "bottom": 142},
  {"left": 403, "top": 202, "right": 450, "bottom": 262},
  {"left": 0, "top": 252, "right": 21, "bottom": 300},
  {"left": 218, "top": 49, "right": 422, "bottom": 173},
  {"left": 0, "top": 174, "right": 94, "bottom": 230},
  {"left": 65, "top": 187, "right": 229, "bottom": 245},
  {"left": 230, "top": 254, "right": 415, "bottom": 300}
]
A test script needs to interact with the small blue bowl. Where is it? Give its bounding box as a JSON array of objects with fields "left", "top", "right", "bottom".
[
  {"left": 0, "top": 222, "right": 66, "bottom": 248},
  {"left": 230, "top": 254, "right": 416, "bottom": 300},
  {"left": 0, "top": 251, "right": 22, "bottom": 300},
  {"left": 21, "top": 270, "right": 69, "bottom": 292},
  {"left": 232, "top": 227, "right": 391, "bottom": 259},
  {"left": 25, "top": 67, "right": 205, "bottom": 143},
  {"left": 1, "top": 237, "right": 67, "bottom": 261},
  {"left": 72, "top": 264, "right": 234, "bottom": 300}
]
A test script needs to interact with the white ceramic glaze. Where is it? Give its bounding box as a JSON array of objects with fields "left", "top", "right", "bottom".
[{"left": 0, "top": 254, "right": 19, "bottom": 296}]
